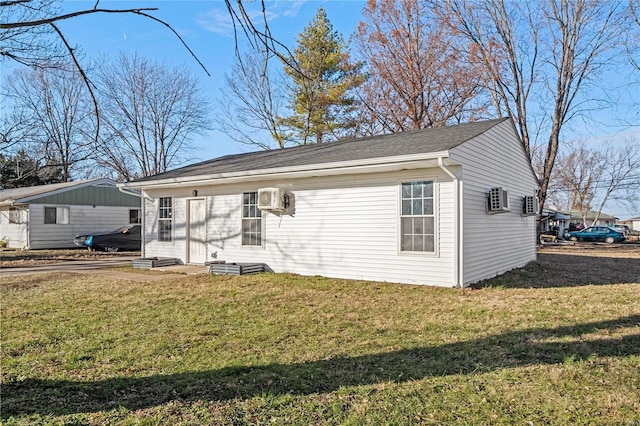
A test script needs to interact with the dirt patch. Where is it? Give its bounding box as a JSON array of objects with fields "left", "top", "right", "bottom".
[
  {"left": 538, "top": 242, "right": 640, "bottom": 259},
  {"left": 478, "top": 243, "right": 640, "bottom": 288},
  {"left": 0, "top": 249, "right": 140, "bottom": 268}
]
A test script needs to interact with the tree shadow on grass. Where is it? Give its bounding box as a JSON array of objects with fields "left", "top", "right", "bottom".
[
  {"left": 3, "top": 315, "right": 639, "bottom": 417},
  {"left": 476, "top": 252, "right": 640, "bottom": 288}
]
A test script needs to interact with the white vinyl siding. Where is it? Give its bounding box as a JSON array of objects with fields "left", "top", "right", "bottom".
[
  {"left": 449, "top": 119, "right": 538, "bottom": 286},
  {"left": 144, "top": 194, "right": 185, "bottom": 259},
  {"left": 8, "top": 207, "right": 24, "bottom": 224},
  {"left": 0, "top": 206, "right": 28, "bottom": 248},
  {"left": 141, "top": 169, "right": 457, "bottom": 286}
]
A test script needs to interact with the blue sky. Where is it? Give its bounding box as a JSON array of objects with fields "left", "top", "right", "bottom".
[
  {"left": 57, "top": 0, "right": 367, "bottom": 160},
  {"left": 5, "top": 1, "right": 640, "bottom": 217}
]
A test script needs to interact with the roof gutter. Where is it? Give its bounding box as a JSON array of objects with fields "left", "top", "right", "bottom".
[
  {"left": 117, "top": 184, "right": 151, "bottom": 201},
  {"left": 122, "top": 151, "right": 452, "bottom": 190},
  {"left": 438, "top": 157, "right": 463, "bottom": 288}
]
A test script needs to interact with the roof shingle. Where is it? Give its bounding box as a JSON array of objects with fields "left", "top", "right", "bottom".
[{"left": 131, "top": 118, "right": 509, "bottom": 183}]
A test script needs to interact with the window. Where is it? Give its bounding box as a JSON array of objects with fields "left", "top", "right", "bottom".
[
  {"left": 158, "top": 197, "right": 172, "bottom": 242},
  {"left": 129, "top": 209, "right": 141, "bottom": 224},
  {"left": 44, "top": 206, "right": 69, "bottom": 224},
  {"left": 242, "top": 192, "right": 262, "bottom": 246},
  {"left": 8, "top": 207, "right": 22, "bottom": 224},
  {"left": 400, "top": 181, "right": 435, "bottom": 252}
]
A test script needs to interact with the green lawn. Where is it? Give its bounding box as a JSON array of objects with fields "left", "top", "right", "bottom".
[{"left": 1, "top": 267, "right": 639, "bottom": 425}]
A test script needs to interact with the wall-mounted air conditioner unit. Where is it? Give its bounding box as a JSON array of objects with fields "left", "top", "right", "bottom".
[
  {"left": 522, "top": 195, "right": 538, "bottom": 216},
  {"left": 258, "top": 187, "right": 284, "bottom": 210},
  {"left": 487, "top": 187, "right": 510, "bottom": 214}
]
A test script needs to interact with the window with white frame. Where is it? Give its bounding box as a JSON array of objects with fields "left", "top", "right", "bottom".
[
  {"left": 129, "top": 209, "right": 141, "bottom": 224},
  {"left": 158, "top": 197, "right": 172, "bottom": 242},
  {"left": 242, "top": 192, "right": 262, "bottom": 246},
  {"left": 400, "top": 181, "right": 435, "bottom": 252},
  {"left": 9, "top": 207, "right": 23, "bottom": 224},
  {"left": 44, "top": 206, "right": 69, "bottom": 224}
]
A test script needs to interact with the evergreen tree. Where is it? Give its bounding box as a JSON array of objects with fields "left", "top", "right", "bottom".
[
  {"left": 282, "top": 7, "right": 365, "bottom": 144},
  {"left": 0, "top": 151, "right": 65, "bottom": 189}
]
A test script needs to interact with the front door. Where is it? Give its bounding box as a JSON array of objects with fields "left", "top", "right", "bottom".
[{"left": 187, "top": 198, "right": 206, "bottom": 264}]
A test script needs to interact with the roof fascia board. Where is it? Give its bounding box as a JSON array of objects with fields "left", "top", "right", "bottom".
[
  {"left": 123, "top": 152, "right": 452, "bottom": 190},
  {"left": 9, "top": 178, "right": 117, "bottom": 204}
]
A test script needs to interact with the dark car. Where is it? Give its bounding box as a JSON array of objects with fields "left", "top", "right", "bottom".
[
  {"left": 564, "top": 226, "right": 626, "bottom": 244},
  {"left": 74, "top": 224, "right": 141, "bottom": 251}
]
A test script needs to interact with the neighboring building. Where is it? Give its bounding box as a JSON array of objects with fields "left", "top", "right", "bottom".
[
  {"left": 620, "top": 217, "right": 640, "bottom": 232},
  {"left": 567, "top": 209, "right": 618, "bottom": 228},
  {"left": 541, "top": 207, "right": 619, "bottom": 235},
  {"left": 540, "top": 207, "right": 571, "bottom": 237},
  {"left": 122, "top": 118, "right": 539, "bottom": 288},
  {"left": 0, "top": 179, "right": 141, "bottom": 249}
]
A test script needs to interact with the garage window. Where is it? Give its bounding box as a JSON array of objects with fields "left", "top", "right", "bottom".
[
  {"left": 400, "top": 181, "right": 435, "bottom": 252},
  {"left": 129, "top": 209, "right": 141, "bottom": 224},
  {"left": 44, "top": 206, "right": 69, "bottom": 224},
  {"left": 158, "top": 197, "right": 172, "bottom": 242}
]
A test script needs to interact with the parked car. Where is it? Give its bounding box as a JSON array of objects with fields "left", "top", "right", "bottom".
[
  {"left": 613, "top": 224, "right": 631, "bottom": 236},
  {"left": 74, "top": 224, "right": 141, "bottom": 251},
  {"left": 564, "top": 226, "right": 626, "bottom": 244}
]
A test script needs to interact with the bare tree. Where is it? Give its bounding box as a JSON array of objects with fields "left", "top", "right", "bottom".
[
  {"left": 553, "top": 139, "right": 640, "bottom": 225},
  {"left": 3, "top": 65, "right": 95, "bottom": 181},
  {"left": 444, "top": 0, "right": 630, "bottom": 215},
  {"left": 2, "top": 0, "right": 210, "bottom": 150},
  {"left": 216, "top": 48, "right": 290, "bottom": 150},
  {"left": 94, "top": 53, "right": 210, "bottom": 180},
  {"left": 354, "top": 0, "right": 486, "bottom": 134},
  {"left": 0, "top": 0, "right": 68, "bottom": 67},
  {"left": 629, "top": 0, "right": 640, "bottom": 71}
]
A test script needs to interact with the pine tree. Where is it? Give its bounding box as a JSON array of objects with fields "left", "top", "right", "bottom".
[{"left": 282, "top": 7, "right": 364, "bottom": 144}]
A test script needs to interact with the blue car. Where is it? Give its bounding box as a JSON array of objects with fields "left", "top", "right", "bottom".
[{"left": 565, "top": 226, "right": 626, "bottom": 244}]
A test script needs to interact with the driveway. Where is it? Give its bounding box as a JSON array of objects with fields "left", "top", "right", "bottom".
[
  {"left": 1, "top": 256, "right": 138, "bottom": 275},
  {"left": 1, "top": 257, "right": 208, "bottom": 282}
]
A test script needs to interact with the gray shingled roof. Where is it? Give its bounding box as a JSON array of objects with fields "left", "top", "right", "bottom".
[
  {"left": 131, "top": 118, "right": 509, "bottom": 183},
  {"left": 0, "top": 179, "right": 115, "bottom": 203}
]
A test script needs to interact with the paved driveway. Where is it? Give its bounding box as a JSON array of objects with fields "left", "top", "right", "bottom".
[
  {"left": 1, "top": 258, "right": 208, "bottom": 282},
  {"left": 1, "top": 257, "right": 138, "bottom": 276}
]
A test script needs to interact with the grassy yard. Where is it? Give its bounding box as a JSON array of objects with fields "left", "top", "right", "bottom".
[{"left": 1, "top": 249, "right": 639, "bottom": 425}]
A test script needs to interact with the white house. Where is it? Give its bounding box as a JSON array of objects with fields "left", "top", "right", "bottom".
[
  {"left": 122, "top": 118, "right": 539, "bottom": 287},
  {"left": 621, "top": 217, "right": 640, "bottom": 232},
  {"left": 0, "top": 178, "right": 141, "bottom": 249}
]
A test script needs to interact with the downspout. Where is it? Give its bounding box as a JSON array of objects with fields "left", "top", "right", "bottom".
[
  {"left": 438, "top": 157, "right": 463, "bottom": 288},
  {"left": 25, "top": 204, "right": 30, "bottom": 250},
  {"left": 118, "top": 185, "right": 146, "bottom": 259}
]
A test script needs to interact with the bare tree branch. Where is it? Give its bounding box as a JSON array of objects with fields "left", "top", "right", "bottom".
[
  {"left": 1, "top": 5, "right": 210, "bottom": 76},
  {"left": 48, "top": 22, "right": 100, "bottom": 144}
]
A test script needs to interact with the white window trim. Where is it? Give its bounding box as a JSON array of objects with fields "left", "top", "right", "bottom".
[
  {"left": 158, "top": 197, "right": 173, "bottom": 243},
  {"left": 241, "top": 191, "right": 264, "bottom": 248},
  {"left": 397, "top": 178, "right": 438, "bottom": 256},
  {"left": 129, "top": 208, "right": 142, "bottom": 224},
  {"left": 44, "top": 206, "right": 70, "bottom": 225}
]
